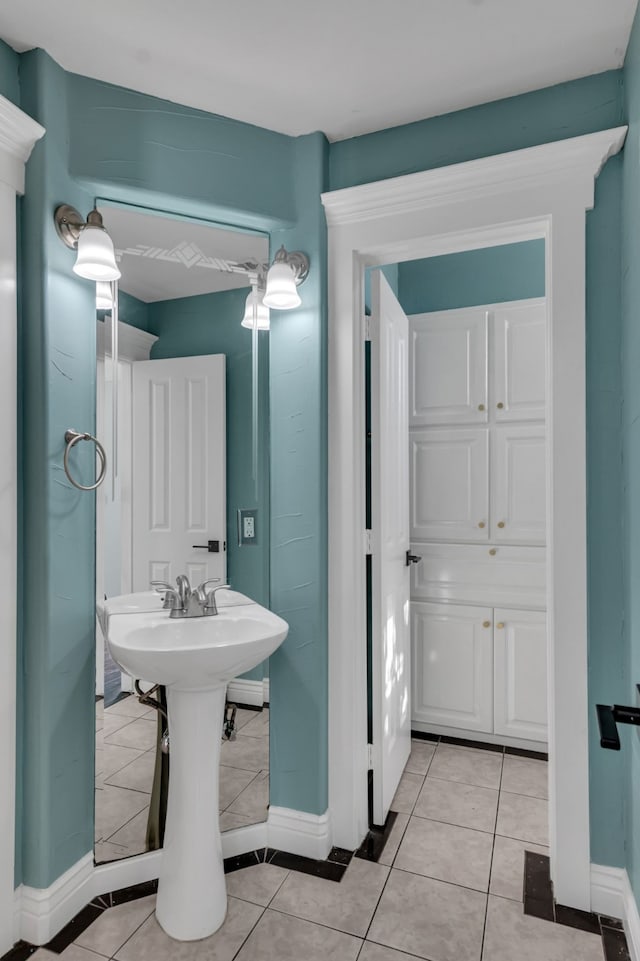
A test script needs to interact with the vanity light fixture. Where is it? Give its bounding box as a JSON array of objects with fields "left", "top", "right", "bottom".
[
  {"left": 54, "top": 204, "right": 121, "bottom": 281},
  {"left": 262, "top": 245, "right": 309, "bottom": 310},
  {"left": 241, "top": 278, "right": 270, "bottom": 330}
]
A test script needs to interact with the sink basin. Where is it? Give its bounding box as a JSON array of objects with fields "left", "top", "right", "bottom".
[
  {"left": 103, "top": 589, "right": 288, "bottom": 941},
  {"left": 106, "top": 599, "right": 288, "bottom": 690}
]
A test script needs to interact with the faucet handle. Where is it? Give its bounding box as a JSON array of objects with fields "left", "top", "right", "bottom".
[
  {"left": 195, "top": 577, "right": 221, "bottom": 597},
  {"left": 151, "top": 580, "right": 180, "bottom": 610},
  {"left": 151, "top": 580, "right": 174, "bottom": 593},
  {"left": 204, "top": 584, "right": 231, "bottom": 614}
]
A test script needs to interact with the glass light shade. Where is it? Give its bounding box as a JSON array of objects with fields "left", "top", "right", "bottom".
[
  {"left": 96, "top": 281, "right": 114, "bottom": 311},
  {"left": 73, "top": 225, "right": 121, "bottom": 281},
  {"left": 241, "top": 288, "right": 270, "bottom": 330},
  {"left": 262, "top": 261, "right": 301, "bottom": 310}
]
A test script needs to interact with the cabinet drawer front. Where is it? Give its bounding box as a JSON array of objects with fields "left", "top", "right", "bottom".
[
  {"left": 491, "top": 424, "right": 546, "bottom": 544},
  {"left": 409, "top": 310, "right": 488, "bottom": 426},
  {"left": 494, "top": 608, "right": 548, "bottom": 743},
  {"left": 410, "top": 429, "right": 489, "bottom": 542},
  {"left": 492, "top": 301, "right": 546, "bottom": 422},
  {"left": 411, "top": 601, "right": 493, "bottom": 733},
  {"left": 410, "top": 543, "right": 546, "bottom": 609}
]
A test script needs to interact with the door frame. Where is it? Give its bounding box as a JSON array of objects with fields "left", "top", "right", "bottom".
[
  {"left": 321, "top": 126, "right": 626, "bottom": 911},
  {"left": 0, "top": 95, "right": 44, "bottom": 955}
]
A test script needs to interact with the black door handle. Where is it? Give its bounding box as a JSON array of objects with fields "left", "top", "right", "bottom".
[
  {"left": 406, "top": 551, "right": 422, "bottom": 567},
  {"left": 596, "top": 687, "right": 640, "bottom": 750},
  {"left": 192, "top": 540, "right": 220, "bottom": 553}
]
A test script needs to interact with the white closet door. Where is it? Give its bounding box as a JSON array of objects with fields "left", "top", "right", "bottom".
[
  {"left": 491, "top": 424, "right": 546, "bottom": 544},
  {"left": 411, "top": 428, "right": 489, "bottom": 541},
  {"left": 411, "top": 601, "right": 493, "bottom": 733},
  {"left": 492, "top": 302, "right": 546, "bottom": 422},
  {"left": 494, "top": 608, "right": 548, "bottom": 742},
  {"left": 409, "top": 309, "right": 488, "bottom": 425}
]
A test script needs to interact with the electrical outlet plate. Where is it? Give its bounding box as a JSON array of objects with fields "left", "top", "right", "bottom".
[{"left": 238, "top": 508, "right": 258, "bottom": 546}]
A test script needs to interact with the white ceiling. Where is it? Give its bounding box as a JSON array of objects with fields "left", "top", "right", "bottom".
[
  {"left": 99, "top": 205, "right": 268, "bottom": 303},
  {"left": 0, "top": 0, "right": 637, "bottom": 142}
]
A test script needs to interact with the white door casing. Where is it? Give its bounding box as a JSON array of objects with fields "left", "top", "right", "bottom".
[
  {"left": 132, "top": 355, "right": 226, "bottom": 592},
  {"left": 411, "top": 601, "right": 494, "bottom": 733},
  {"left": 410, "top": 428, "right": 489, "bottom": 542},
  {"left": 494, "top": 608, "right": 548, "bottom": 741},
  {"left": 409, "top": 309, "right": 488, "bottom": 426},
  {"left": 322, "top": 126, "right": 627, "bottom": 911},
  {"left": 0, "top": 95, "right": 44, "bottom": 956},
  {"left": 370, "top": 271, "right": 412, "bottom": 826}
]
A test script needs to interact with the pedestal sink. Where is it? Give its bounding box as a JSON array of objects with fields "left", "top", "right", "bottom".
[{"left": 103, "top": 589, "right": 288, "bottom": 941}]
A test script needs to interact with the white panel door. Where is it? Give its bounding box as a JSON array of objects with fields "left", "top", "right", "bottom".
[
  {"left": 411, "top": 428, "right": 489, "bottom": 541},
  {"left": 411, "top": 601, "right": 493, "bottom": 733},
  {"left": 371, "top": 271, "right": 411, "bottom": 826},
  {"left": 132, "top": 355, "right": 226, "bottom": 592},
  {"left": 492, "top": 302, "right": 546, "bottom": 422},
  {"left": 491, "top": 424, "right": 546, "bottom": 544},
  {"left": 494, "top": 608, "right": 548, "bottom": 742},
  {"left": 409, "top": 309, "right": 488, "bottom": 425}
]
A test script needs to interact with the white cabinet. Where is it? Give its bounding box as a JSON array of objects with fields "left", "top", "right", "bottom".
[
  {"left": 492, "top": 303, "right": 546, "bottom": 422},
  {"left": 409, "top": 310, "right": 488, "bottom": 426},
  {"left": 410, "top": 429, "right": 489, "bottom": 542},
  {"left": 491, "top": 424, "right": 546, "bottom": 544},
  {"left": 494, "top": 608, "right": 548, "bottom": 741},
  {"left": 411, "top": 601, "right": 493, "bottom": 733}
]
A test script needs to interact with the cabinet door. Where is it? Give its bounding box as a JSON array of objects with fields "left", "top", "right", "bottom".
[
  {"left": 494, "top": 608, "right": 547, "bottom": 743},
  {"left": 409, "top": 310, "right": 488, "bottom": 426},
  {"left": 411, "top": 428, "right": 489, "bottom": 541},
  {"left": 411, "top": 601, "right": 493, "bottom": 733},
  {"left": 492, "top": 302, "right": 546, "bottom": 422},
  {"left": 491, "top": 424, "right": 546, "bottom": 544}
]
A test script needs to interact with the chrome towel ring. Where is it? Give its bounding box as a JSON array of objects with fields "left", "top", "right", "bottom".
[{"left": 63, "top": 429, "right": 107, "bottom": 491}]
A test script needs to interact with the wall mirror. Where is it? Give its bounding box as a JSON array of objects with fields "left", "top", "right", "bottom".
[{"left": 94, "top": 204, "right": 271, "bottom": 864}]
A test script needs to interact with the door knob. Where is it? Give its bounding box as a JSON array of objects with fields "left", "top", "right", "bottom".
[
  {"left": 406, "top": 551, "right": 422, "bottom": 567},
  {"left": 192, "top": 540, "right": 220, "bottom": 553}
]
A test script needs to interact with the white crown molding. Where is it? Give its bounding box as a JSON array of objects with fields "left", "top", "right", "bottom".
[
  {"left": 321, "top": 127, "right": 628, "bottom": 226},
  {"left": 0, "top": 94, "right": 45, "bottom": 195},
  {"left": 591, "top": 864, "right": 640, "bottom": 961},
  {"left": 97, "top": 317, "right": 158, "bottom": 363}
]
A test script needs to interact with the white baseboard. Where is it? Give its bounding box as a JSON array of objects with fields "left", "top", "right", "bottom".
[
  {"left": 591, "top": 864, "right": 640, "bottom": 961},
  {"left": 267, "top": 806, "right": 331, "bottom": 861},
  {"left": 227, "top": 678, "right": 267, "bottom": 708},
  {"left": 263, "top": 678, "right": 270, "bottom": 704},
  {"left": 15, "top": 853, "right": 94, "bottom": 946}
]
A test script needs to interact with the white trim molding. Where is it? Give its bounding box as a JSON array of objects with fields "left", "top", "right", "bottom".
[
  {"left": 0, "top": 94, "right": 45, "bottom": 958},
  {"left": 226, "top": 677, "right": 269, "bottom": 708},
  {"left": 321, "top": 127, "right": 627, "bottom": 913},
  {"left": 97, "top": 317, "right": 158, "bottom": 362},
  {"left": 267, "top": 807, "right": 332, "bottom": 861},
  {"left": 591, "top": 865, "right": 640, "bottom": 961}
]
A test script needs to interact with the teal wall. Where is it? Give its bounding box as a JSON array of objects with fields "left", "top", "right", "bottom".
[
  {"left": 148, "top": 286, "right": 270, "bottom": 682},
  {"left": 118, "top": 290, "right": 151, "bottom": 332},
  {"left": 397, "top": 241, "right": 545, "bottom": 314},
  {"left": 622, "top": 4, "right": 640, "bottom": 901},
  {"left": 17, "top": 51, "right": 327, "bottom": 887},
  {"left": 0, "top": 38, "right": 19, "bottom": 105}
]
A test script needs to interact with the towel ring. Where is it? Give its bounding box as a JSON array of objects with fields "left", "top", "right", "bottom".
[{"left": 63, "top": 429, "right": 107, "bottom": 491}]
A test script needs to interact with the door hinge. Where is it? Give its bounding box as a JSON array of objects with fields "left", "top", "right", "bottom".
[
  {"left": 367, "top": 743, "right": 374, "bottom": 770},
  {"left": 364, "top": 315, "right": 372, "bottom": 342},
  {"left": 364, "top": 529, "right": 373, "bottom": 555}
]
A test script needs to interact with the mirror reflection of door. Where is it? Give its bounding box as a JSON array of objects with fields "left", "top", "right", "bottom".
[{"left": 94, "top": 206, "right": 271, "bottom": 864}]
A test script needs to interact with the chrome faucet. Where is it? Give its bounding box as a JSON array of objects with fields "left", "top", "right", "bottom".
[{"left": 151, "top": 576, "right": 230, "bottom": 618}]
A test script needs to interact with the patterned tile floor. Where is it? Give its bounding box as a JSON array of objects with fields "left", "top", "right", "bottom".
[
  {"left": 56, "top": 737, "right": 609, "bottom": 959},
  {"left": 95, "top": 695, "right": 269, "bottom": 864}
]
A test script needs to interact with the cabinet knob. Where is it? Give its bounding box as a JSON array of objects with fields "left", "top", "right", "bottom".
[
  {"left": 497, "top": 521, "right": 505, "bottom": 529},
  {"left": 478, "top": 521, "right": 485, "bottom": 529},
  {"left": 497, "top": 402, "right": 504, "bottom": 410},
  {"left": 496, "top": 622, "right": 505, "bottom": 629},
  {"left": 483, "top": 620, "right": 491, "bottom": 628},
  {"left": 489, "top": 548, "right": 497, "bottom": 556},
  {"left": 478, "top": 404, "right": 485, "bottom": 412}
]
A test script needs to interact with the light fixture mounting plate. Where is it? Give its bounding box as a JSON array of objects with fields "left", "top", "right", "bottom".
[{"left": 54, "top": 204, "right": 84, "bottom": 249}]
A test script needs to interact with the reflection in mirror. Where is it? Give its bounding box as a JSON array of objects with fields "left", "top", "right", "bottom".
[{"left": 94, "top": 206, "right": 270, "bottom": 863}]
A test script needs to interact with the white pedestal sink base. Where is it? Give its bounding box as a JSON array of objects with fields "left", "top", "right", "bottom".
[{"left": 155, "top": 684, "right": 227, "bottom": 941}]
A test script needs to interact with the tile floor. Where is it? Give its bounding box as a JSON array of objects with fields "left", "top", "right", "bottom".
[
  {"left": 71, "top": 737, "right": 605, "bottom": 960},
  {"left": 95, "top": 696, "right": 270, "bottom": 864}
]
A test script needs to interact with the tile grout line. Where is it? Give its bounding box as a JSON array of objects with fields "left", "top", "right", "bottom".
[{"left": 478, "top": 747, "right": 505, "bottom": 960}]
